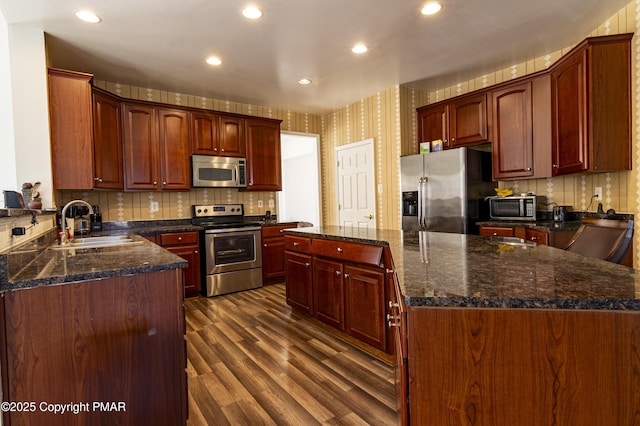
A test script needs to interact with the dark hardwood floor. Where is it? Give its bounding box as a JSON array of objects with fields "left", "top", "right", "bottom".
[{"left": 184, "top": 283, "right": 398, "bottom": 425}]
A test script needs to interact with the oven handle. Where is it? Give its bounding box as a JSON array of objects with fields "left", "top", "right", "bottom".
[{"left": 205, "top": 226, "right": 262, "bottom": 234}]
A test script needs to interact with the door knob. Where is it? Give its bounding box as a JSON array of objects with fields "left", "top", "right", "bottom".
[{"left": 365, "top": 214, "right": 373, "bottom": 219}]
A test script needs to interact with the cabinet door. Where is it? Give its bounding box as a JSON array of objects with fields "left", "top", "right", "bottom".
[
  {"left": 449, "top": 93, "right": 488, "bottom": 147},
  {"left": 219, "top": 115, "right": 246, "bottom": 157},
  {"left": 48, "top": 69, "right": 94, "bottom": 190},
  {"left": 285, "top": 251, "right": 313, "bottom": 315},
  {"left": 92, "top": 91, "right": 124, "bottom": 189},
  {"left": 245, "top": 118, "right": 282, "bottom": 191},
  {"left": 552, "top": 50, "right": 588, "bottom": 175},
  {"left": 492, "top": 82, "right": 534, "bottom": 179},
  {"left": 524, "top": 228, "right": 549, "bottom": 245},
  {"left": 165, "top": 245, "right": 201, "bottom": 297},
  {"left": 344, "top": 264, "right": 385, "bottom": 350},
  {"left": 158, "top": 109, "right": 190, "bottom": 190},
  {"left": 313, "top": 257, "right": 345, "bottom": 330},
  {"left": 417, "top": 104, "right": 448, "bottom": 149},
  {"left": 191, "top": 111, "right": 219, "bottom": 155},
  {"left": 262, "top": 236, "right": 286, "bottom": 280},
  {"left": 123, "top": 103, "right": 158, "bottom": 190}
]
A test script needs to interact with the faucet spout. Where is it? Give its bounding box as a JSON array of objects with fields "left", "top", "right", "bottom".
[{"left": 60, "top": 200, "right": 94, "bottom": 245}]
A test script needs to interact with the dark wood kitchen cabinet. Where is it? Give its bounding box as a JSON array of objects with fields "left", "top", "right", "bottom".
[
  {"left": 262, "top": 224, "right": 297, "bottom": 284},
  {"left": 417, "top": 93, "right": 488, "bottom": 151},
  {"left": 344, "top": 264, "right": 386, "bottom": 349},
  {"left": 284, "top": 235, "right": 313, "bottom": 315},
  {"left": 244, "top": 118, "right": 282, "bottom": 191},
  {"left": 92, "top": 90, "right": 124, "bottom": 189},
  {"left": 47, "top": 68, "right": 95, "bottom": 190},
  {"left": 123, "top": 103, "right": 190, "bottom": 190},
  {"left": 313, "top": 257, "right": 345, "bottom": 330},
  {"left": 491, "top": 76, "right": 552, "bottom": 180},
  {"left": 191, "top": 112, "right": 246, "bottom": 157},
  {"left": 157, "top": 231, "right": 201, "bottom": 297},
  {"left": 0, "top": 270, "right": 187, "bottom": 426},
  {"left": 551, "top": 33, "right": 632, "bottom": 176}
]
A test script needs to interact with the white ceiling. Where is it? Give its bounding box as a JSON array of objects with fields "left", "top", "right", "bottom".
[{"left": 0, "top": 0, "right": 632, "bottom": 114}]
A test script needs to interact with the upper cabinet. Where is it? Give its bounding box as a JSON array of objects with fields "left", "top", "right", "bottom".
[
  {"left": 448, "top": 93, "right": 489, "bottom": 147},
  {"left": 122, "top": 103, "right": 190, "bottom": 191},
  {"left": 47, "top": 69, "right": 97, "bottom": 190},
  {"left": 491, "top": 76, "right": 552, "bottom": 180},
  {"left": 191, "top": 112, "right": 246, "bottom": 157},
  {"left": 244, "top": 118, "right": 282, "bottom": 191},
  {"left": 551, "top": 33, "right": 632, "bottom": 175},
  {"left": 92, "top": 90, "right": 124, "bottom": 189},
  {"left": 417, "top": 93, "right": 489, "bottom": 150}
]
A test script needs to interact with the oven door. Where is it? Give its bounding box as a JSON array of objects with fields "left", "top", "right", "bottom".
[{"left": 204, "top": 227, "right": 262, "bottom": 274}]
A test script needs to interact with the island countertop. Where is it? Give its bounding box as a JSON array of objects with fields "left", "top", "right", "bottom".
[{"left": 285, "top": 226, "right": 640, "bottom": 310}]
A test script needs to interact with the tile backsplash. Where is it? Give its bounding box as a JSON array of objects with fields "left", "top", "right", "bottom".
[{"left": 55, "top": 188, "right": 277, "bottom": 222}]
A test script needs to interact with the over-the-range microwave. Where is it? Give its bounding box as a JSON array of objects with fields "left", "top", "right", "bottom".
[
  {"left": 488, "top": 195, "right": 545, "bottom": 221},
  {"left": 192, "top": 155, "right": 247, "bottom": 188}
]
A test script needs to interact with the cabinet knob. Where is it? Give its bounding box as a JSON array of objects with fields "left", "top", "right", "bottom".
[
  {"left": 388, "top": 321, "right": 399, "bottom": 328},
  {"left": 552, "top": 164, "right": 559, "bottom": 168},
  {"left": 163, "top": 181, "right": 167, "bottom": 185},
  {"left": 344, "top": 273, "right": 350, "bottom": 279},
  {"left": 388, "top": 300, "right": 399, "bottom": 309},
  {"left": 305, "top": 262, "right": 310, "bottom": 267},
  {"left": 94, "top": 177, "right": 103, "bottom": 183},
  {"left": 194, "top": 250, "right": 198, "bottom": 254},
  {"left": 451, "top": 137, "right": 455, "bottom": 142},
  {"left": 153, "top": 181, "right": 158, "bottom": 185},
  {"left": 221, "top": 148, "right": 225, "bottom": 152},
  {"left": 335, "top": 270, "right": 341, "bottom": 276},
  {"left": 385, "top": 268, "right": 395, "bottom": 274},
  {"left": 492, "top": 232, "right": 498, "bottom": 236},
  {"left": 293, "top": 242, "right": 299, "bottom": 246},
  {"left": 526, "top": 167, "right": 531, "bottom": 171},
  {"left": 336, "top": 247, "right": 343, "bottom": 253},
  {"left": 214, "top": 147, "right": 218, "bottom": 151},
  {"left": 443, "top": 139, "right": 449, "bottom": 145},
  {"left": 264, "top": 243, "right": 268, "bottom": 247}
]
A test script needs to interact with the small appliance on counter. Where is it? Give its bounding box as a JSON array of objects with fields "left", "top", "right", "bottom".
[
  {"left": 74, "top": 205, "right": 91, "bottom": 236},
  {"left": 487, "top": 194, "right": 546, "bottom": 221},
  {"left": 91, "top": 205, "right": 103, "bottom": 232}
]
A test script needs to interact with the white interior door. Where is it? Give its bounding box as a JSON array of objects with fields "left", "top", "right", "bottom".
[{"left": 336, "top": 138, "right": 376, "bottom": 229}]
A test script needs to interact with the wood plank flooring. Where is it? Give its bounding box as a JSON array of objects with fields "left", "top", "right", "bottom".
[{"left": 184, "top": 283, "right": 398, "bottom": 425}]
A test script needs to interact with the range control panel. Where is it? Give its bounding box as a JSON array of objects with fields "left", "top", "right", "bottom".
[{"left": 193, "top": 204, "right": 244, "bottom": 218}]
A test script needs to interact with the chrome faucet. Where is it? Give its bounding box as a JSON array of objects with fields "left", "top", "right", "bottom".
[{"left": 60, "top": 200, "right": 94, "bottom": 245}]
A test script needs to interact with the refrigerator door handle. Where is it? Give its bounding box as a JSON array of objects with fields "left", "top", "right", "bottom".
[
  {"left": 417, "top": 178, "right": 423, "bottom": 229},
  {"left": 420, "top": 177, "right": 428, "bottom": 230}
]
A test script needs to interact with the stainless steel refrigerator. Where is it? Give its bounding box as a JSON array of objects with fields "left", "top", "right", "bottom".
[{"left": 400, "top": 147, "right": 495, "bottom": 234}]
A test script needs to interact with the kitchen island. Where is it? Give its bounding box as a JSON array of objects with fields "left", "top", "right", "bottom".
[
  {"left": 0, "top": 233, "right": 189, "bottom": 426},
  {"left": 284, "top": 226, "right": 640, "bottom": 425}
]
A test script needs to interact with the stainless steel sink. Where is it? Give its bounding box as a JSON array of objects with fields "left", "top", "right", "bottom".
[
  {"left": 51, "top": 235, "right": 142, "bottom": 250},
  {"left": 485, "top": 236, "right": 537, "bottom": 247}
]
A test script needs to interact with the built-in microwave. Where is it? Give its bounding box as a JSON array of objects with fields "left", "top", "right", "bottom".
[
  {"left": 192, "top": 155, "right": 247, "bottom": 188},
  {"left": 488, "top": 195, "right": 544, "bottom": 221}
]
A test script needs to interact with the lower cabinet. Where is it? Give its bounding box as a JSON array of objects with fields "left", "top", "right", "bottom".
[
  {"left": 261, "top": 224, "right": 297, "bottom": 284},
  {"left": 0, "top": 270, "right": 187, "bottom": 426},
  {"left": 285, "top": 234, "right": 390, "bottom": 354},
  {"left": 479, "top": 225, "right": 574, "bottom": 249},
  {"left": 147, "top": 232, "right": 201, "bottom": 297}
]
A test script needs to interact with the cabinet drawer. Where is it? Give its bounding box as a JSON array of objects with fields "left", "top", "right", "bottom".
[
  {"left": 479, "top": 226, "right": 514, "bottom": 237},
  {"left": 262, "top": 224, "right": 296, "bottom": 238},
  {"left": 159, "top": 231, "right": 199, "bottom": 247},
  {"left": 524, "top": 228, "right": 549, "bottom": 245},
  {"left": 311, "top": 238, "right": 383, "bottom": 267},
  {"left": 284, "top": 235, "right": 311, "bottom": 253}
]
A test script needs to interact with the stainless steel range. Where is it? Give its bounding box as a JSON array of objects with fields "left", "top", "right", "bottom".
[{"left": 192, "top": 204, "right": 262, "bottom": 297}]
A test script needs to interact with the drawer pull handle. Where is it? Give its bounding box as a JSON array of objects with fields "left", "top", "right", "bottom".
[
  {"left": 337, "top": 247, "right": 343, "bottom": 253},
  {"left": 293, "top": 242, "right": 299, "bottom": 246}
]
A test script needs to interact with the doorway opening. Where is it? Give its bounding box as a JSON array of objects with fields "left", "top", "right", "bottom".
[{"left": 278, "top": 132, "right": 321, "bottom": 227}]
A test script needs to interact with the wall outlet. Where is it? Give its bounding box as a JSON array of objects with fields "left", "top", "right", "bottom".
[
  {"left": 258, "top": 200, "right": 264, "bottom": 208},
  {"left": 594, "top": 187, "right": 602, "bottom": 201},
  {"left": 150, "top": 201, "right": 159, "bottom": 213},
  {"left": 268, "top": 199, "right": 274, "bottom": 208}
]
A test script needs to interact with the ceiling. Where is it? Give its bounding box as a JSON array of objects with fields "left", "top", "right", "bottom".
[{"left": 0, "top": 0, "right": 632, "bottom": 114}]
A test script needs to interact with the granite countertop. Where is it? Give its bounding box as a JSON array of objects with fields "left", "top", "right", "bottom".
[
  {"left": 285, "top": 226, "right": 640, "bottom": 310},
  {"left": 2, "top": 233, "right": 187, "bottom": 292}
]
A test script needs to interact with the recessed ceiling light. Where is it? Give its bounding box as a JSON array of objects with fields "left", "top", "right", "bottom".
[
  {"left": 298, "top": 78, "right": 312, "bottom": 85},
  {"left": 75, "top": 10, "right": 101, "bottom": 23},
  {"left": 242, "top": 6, "right": 263, "bottom": 19},
  {"left": 352, "top": 44, "right": 368, "bottom": 54},
  {"left": 421, "top": 2, "right": 442, "bottom": 15},
  {"left": 206, "top": 56, "right": 222, "bottom": 66}
]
